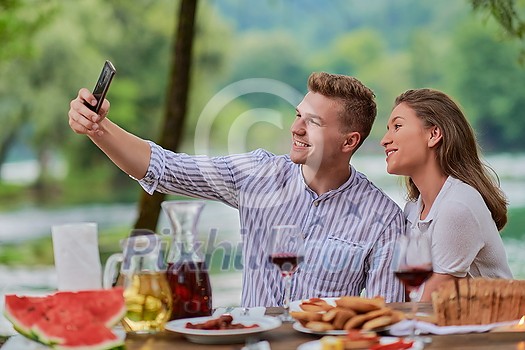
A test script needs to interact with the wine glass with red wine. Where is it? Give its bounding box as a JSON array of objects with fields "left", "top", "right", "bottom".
[
  {"left": 268, "top": 225, "right": 305, "bottom": 322},
  {"left": 392, "top": 234, "right": 433, "bottom": 339}
]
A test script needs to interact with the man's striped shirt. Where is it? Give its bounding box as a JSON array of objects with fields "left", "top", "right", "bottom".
[{"left": 138, "top": 142, "right": 405, "bottom": 306}]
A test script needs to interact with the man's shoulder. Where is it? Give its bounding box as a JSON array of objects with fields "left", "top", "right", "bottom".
[
  {"left": 235, "top": 149, "right": 295, "bottom": 174},
  {"left": 247, "top": 148, "right": 286, "bottom": 160},
  {"left": 245, "top": 148, "right": 293, "bottom": 164}
]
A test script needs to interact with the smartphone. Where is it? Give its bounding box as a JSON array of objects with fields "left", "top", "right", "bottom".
[{"left": 84, "top": 60, "right": 116, "bottom": 113}]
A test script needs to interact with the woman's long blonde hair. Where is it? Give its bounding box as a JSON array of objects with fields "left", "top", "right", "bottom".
[{"left": 395, "top": 88, "right": 508, "bottom": 231}]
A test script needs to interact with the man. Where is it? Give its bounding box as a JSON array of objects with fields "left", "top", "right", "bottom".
[{"left": 68, "top": 72, "right": 405, "bottom": 306}]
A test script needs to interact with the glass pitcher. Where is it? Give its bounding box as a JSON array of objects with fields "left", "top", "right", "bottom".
[
  {"left": 161, "top": 200, "right": 213, "bottom": 320},
  {"left": 104, "top": 234, "right": 172, "bottom": 334},
  {"left": 103, "top": 229, "right": 157, "bottom": 288}
]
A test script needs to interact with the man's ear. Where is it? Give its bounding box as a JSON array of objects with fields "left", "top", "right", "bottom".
[
  {"left": 428, "top": 126, "right": 443, "bottom": 148},
  {"left": 342, "top": 131, "right": 361, "bottom": 153}
]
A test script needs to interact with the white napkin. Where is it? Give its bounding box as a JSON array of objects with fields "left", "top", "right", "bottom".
[
  {"left": 1, "top": 335, "right": 46, "bottom": 350},
  {"left": 212, "top": 307, "right": 266, "bottom": 318},
  {"left": 389, "top": 319, "right": 520, "bottom": 336},
  {"left": 51, "top": 223, "right": 102, "bottom": 291},
  {"left": 0, "top": 295, "right": 16, "bottom": 337},
  {"left": 2, "top": 330, "right": 126, "bottom": 349}
]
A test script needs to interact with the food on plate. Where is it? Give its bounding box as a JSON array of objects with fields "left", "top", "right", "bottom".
[
  {"left": 304, "top": 321, "right": 336, "bottom": 332},
  {"left": 319, "top": 330, "right": 380, "bottom": 349},
  {"left": 361, "top": 315, "right": 395, "bottom": 331},
  {"left": 3, "top": 288, "right": 126, "bottom": 350},
  {"left": 290, "top": 310, "right": 324, "bottom": 324},
  {"left": 292, "top": 297, "right": 405, "bottom": 332},
  {"left": 335, "top": 296, "right": 385, "bottom": 313},
  {"left": 343, "top": 307, "right": 392, "bottom": 330},
  {"left": 299, "top": 297, "right": 335, "bottom": 312},
  {"left": 320, "top": 335, "right": 344, "bottom": 350},
  {"left": 432, "top": 278, "right": 525, "bottom": 326},
  {"left": 185, "top": 314, "right": 259, "bottom": 330},
  {"left": 327, "top": 309, "right": 358, "bottom": 330},
  {"left": 322, "top": 307, "right": 356, "bottom": 322},
  {"left": 369, "top": 338, "right": 414, "bottom": 350}
]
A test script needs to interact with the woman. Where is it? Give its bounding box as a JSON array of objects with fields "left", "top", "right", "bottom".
[{"left": 381, "top": 88, "right": 512, "bottom": 301}]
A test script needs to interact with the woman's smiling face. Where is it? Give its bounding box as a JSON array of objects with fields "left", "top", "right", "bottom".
[{"left": 380, "top": 102, "right": 433, "bottom": 176}]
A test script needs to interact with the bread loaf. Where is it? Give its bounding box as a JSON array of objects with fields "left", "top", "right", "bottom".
[{"left": 431, "top": 278, "right": 525, "bottom": 326}]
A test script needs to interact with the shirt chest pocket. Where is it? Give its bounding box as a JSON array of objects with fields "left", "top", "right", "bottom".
[
  {"left": 322, "top": 236, "right": 366, "bottom": 271},
  {"left": 304, "top": 236, "right": 367, "bottom": 287}
]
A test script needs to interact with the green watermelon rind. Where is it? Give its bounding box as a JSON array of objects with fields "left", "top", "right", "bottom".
[
  {"left": 7, "top": 314, "right": 125, "bottom": 350},
  {"left": 4, "top": 311, "right": 60, "bottom": 347},
  {"left": 102, "top": 304, "right": 127, "bottom": 328},
  {"left": 12, "top": 324, "right": 59, "bottom": 346},
  {"left": 30, "top": 322, "right": 125, "bottom": 350},
  {"left": 5, "top": 309, "right": 124, "bottom": 350}
]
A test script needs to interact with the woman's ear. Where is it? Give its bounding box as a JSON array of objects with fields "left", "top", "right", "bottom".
[
  {"left": 342, "top": 131, "right": 361, "bottom": 153},
  {"left": 428, "top": 126, "right": 443, "bottom": 148}
]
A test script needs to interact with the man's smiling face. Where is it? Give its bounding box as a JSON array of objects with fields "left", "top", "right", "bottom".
[{"left": 290, "top": 92, "right": 347, "bottom": 169}]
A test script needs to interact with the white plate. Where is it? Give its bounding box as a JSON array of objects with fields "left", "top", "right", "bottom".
[
  {"left": 290, "top": 297, "right": 339, "bottom": 312},
  {"left": 165, "top": 316, "right": 282, "bottom": 344},
  {"left": 297, "top": 337, "right": 404, "bottom": 350}
]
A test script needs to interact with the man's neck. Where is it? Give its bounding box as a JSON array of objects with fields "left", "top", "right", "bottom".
[{"left": 301, "top": 162, "right": 352, "bottom": 196}]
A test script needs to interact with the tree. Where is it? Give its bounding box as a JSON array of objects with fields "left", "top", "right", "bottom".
[
  {"left": 469, "top": 0, "right": 525, "bottom": 62},
  {"left": 447, "top": 19, "right": 525, "bottom": 152},
  {"left": 134, "top": 0, "right": 198, "bottom": 230},
  {"left": 0, "top": 0, "right": 56, "bottom": 180}
]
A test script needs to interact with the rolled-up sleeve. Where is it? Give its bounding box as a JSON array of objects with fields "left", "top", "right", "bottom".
[
  {"left": 135, "top": 141, "right": 166, "bottom": 195},
  {"left": 135, "top": 141, "right": 272, "bottom": 208}
]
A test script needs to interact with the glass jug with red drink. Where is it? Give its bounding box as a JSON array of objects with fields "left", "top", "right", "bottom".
[{"left": 161, "top": 200, "right": 213, "bottom": 320}]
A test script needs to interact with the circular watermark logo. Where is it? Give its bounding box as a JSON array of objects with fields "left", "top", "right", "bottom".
[{"left": 194, "top": 78, "right": 303, "bottom": 155}]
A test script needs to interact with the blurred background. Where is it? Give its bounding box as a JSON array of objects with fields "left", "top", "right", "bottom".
[{"left": 1, "top": 0, "right": 525, "bottom": 306}]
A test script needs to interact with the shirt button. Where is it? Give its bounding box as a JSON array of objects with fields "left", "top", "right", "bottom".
[{"left": 314, "top": 201, "right": 319, "bottom": 207}]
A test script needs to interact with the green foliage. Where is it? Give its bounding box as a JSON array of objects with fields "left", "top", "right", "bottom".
[
  {"left": 0, "top": 183, "right": 31, "bottom": 210},
  {"left": 469, "top": 0, "right": 525, "bottom": 62},
  {"left": 0, "top": 0, "right": 57, "bottom": 61},
  {"left": 470, "top": 0, "right": 525, "bottom": 37},
  {"left": 0, "top": 226, "right": 129, "bottom": 266},
  {"left": 446, "top": 18, "right": 525, "bottom": 151},
  {"left": 501, "top": 206, "right": 525, "bottom": 239},
  {"left": 1, "top": 0, "right": 525, "bottom": 210}
]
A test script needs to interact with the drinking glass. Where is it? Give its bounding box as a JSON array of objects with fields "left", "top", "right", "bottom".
[
  {"left": 392, "top": 234, "right": 433, "bottom": 340},
  {"left": 267, "top": 225, "right": 305, "bottom": 322}
]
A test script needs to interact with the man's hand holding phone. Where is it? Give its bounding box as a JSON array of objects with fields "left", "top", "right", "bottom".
[
  {"left": 84, "top": 60, "right": 116, "bottom": 114},
  {"left": 69, "top": 60, "right": 116, "bottom": 137}
]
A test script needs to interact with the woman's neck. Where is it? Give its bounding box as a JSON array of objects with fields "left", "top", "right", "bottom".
[{"left": 411, "top": 164, "right": 448, "bottom": 220}]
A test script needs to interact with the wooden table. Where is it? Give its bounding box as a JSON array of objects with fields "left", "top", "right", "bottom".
[
  {"left": 125, "top": 304, "right": 525, "bottom": 350},
  {"left": 3, "top": 304, "right": 525, "bottom": 349}
]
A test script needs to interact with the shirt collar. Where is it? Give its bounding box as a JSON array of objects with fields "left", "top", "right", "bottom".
[{"left": 299, "top": 164, "right": 357, "bottom": 198}]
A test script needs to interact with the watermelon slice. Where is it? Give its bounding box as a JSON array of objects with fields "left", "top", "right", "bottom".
[{"left": 3, "top": 288, "right": 126, "bottom": 350}]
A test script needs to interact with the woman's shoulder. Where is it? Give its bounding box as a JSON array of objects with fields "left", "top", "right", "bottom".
[
  {"left": 444, "top": 177, "right": 485, "bottom": 204},
  {"left": 437, "top": 177, "right": 491, "bottom": 220}
]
